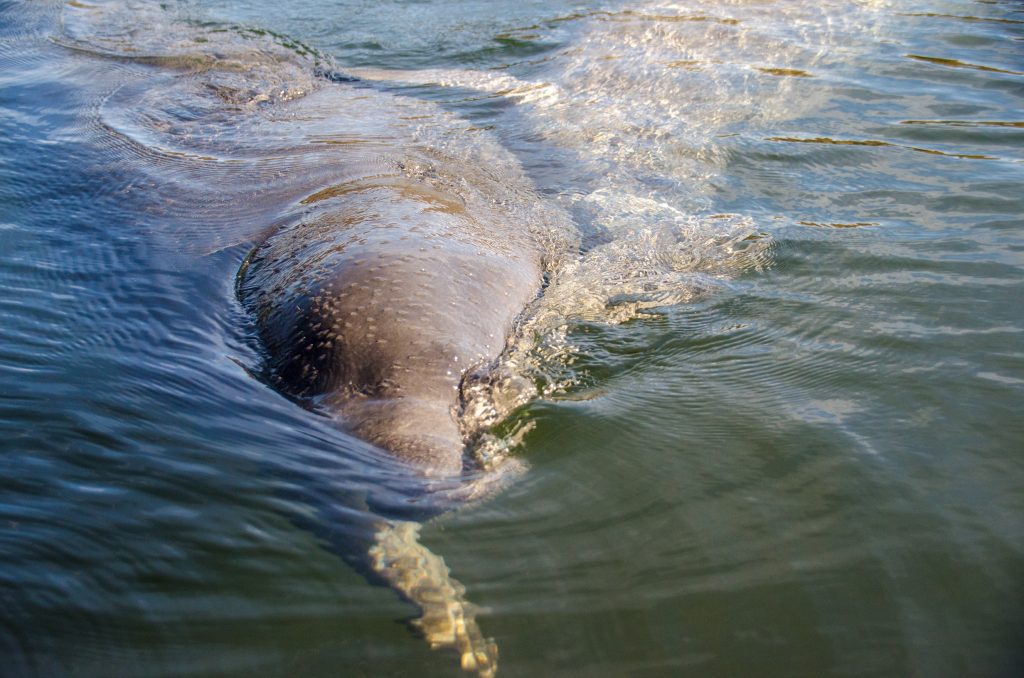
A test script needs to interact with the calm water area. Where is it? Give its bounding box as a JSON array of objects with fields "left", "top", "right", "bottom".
[{"left": 1, "top": 0, "right": 1022, "bottom": 676}]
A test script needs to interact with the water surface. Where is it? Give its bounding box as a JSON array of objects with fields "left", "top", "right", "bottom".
[{"left": 1, "top": 0, "right": 1022, "bottom": 676}]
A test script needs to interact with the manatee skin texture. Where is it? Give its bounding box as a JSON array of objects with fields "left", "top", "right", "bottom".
[{"left": 238, "top": 179, "right": 542, "bottom": 478}]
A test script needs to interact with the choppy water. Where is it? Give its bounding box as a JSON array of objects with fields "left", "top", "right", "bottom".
[{"left": 1, "top": 0, "right": 1022, "bottom": 676}]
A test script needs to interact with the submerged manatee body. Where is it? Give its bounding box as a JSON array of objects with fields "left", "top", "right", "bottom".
[
  {"left": 238, "top": 175, "right": 543, "bottom": 478},
  {"left": 233, "top": 141, "right": 549, "bottom": 678},
  {"left": 54, "top": 1, "right": 575, "bottom": 675}
]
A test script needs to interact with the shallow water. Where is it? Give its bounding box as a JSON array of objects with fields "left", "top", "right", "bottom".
[{"left": 1, "top": 0, "right": 1022, "bottom": 676}]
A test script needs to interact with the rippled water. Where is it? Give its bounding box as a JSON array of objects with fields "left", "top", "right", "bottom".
[{"left": 1, "top": 0, "right": 1022, "bottom": 676}]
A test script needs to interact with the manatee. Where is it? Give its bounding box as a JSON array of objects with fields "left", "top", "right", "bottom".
[
  {"left": 237, "top": 174, "right": 544, "bottom": 478},
  {"left": 54, "top": 1, "right": 575, "bottom": 674},
  {"left": 235, "top": 152, "right": 550, "bottom": 677}
]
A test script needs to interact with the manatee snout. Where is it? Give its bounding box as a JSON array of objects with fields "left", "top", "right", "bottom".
[{"left": 238, "top": 181, "right": 543, "bottom": 477}]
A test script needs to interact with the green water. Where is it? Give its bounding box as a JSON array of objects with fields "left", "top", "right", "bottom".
[{"left": 0, "top": 0, "right": 1021, "bottom": 676}]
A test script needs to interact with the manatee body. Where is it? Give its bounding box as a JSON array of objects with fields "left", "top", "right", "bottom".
[
  {"left": 61, "top": 3, "right": 553, "bottom": 464},
  {"left": 238, "top": 172, "right": 544, "bottom": 478},
  {"left": 236, "top": 160, "right": 548, "bottom": 678},
  {"left": 56, "top": 3, "right": 569, "bottom": 673}
]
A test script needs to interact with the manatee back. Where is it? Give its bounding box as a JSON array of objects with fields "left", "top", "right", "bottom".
[{"left": 238, "top": 179, "right": 543, "bottom": 472}]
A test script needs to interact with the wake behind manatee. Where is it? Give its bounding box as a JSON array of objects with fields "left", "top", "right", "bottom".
[{"left": 345, "top": 0, "right": 901, "bottom": 414}]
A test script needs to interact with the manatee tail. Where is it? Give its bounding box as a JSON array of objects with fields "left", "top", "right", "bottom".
[{"left": 369, "top": 520, "right": 498, "bottom": 677}]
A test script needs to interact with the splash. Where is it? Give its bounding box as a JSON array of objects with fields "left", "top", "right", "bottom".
[{"left": 369, "top": 0, "right": 898, "bottom": 438}]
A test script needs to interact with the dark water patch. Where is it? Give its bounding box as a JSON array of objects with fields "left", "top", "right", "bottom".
[
  {"left": 906, "top": 53, "right": 1024, "bottom": 76},
  {"left": 901, "top": 11, "right": 1024, "bottom": 26},
  {"left": 756, "top": 67, "right": 813, "bottom": 77},
  {"left": 765, "top": 135, "right": 1002, "bottom": 160},
  {"left": 899, "top": 118, "right": 1024, "bottom": 127}
]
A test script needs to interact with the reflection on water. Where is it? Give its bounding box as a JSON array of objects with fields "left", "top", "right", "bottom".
[{"left": 1, "top": 0, "right": 1023, "bottom": 676}]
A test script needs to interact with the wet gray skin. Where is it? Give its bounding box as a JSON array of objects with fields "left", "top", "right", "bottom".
[{"left": 237, "top": 176, "right": 544, "bottom": 478}]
